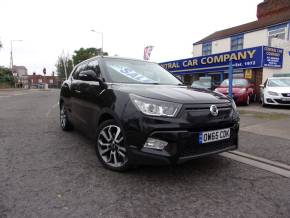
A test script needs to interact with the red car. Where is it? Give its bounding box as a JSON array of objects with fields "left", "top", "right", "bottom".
[{"left": 215, "top": 78, "right": 255, "bottom": 105}]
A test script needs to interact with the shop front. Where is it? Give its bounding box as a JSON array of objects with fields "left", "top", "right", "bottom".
[{"left": 160, "top": 46, "right": 283, "bottom": 98}]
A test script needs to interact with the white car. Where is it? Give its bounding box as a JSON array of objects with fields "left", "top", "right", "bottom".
[{"left": 260, "top": 77, "right": 290, "bottom": 106}]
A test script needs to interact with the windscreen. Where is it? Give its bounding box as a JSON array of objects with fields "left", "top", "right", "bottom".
[
  {"left": 220, "top": 79, "right": 248, "bottom": 87},
  {"left": 103, "top": 58, "right": 181, "bottom": 85},
  {"left": 268, "top": 78, "right": 290, "bottom": 87},
  {"left": 192, "top": 80, "right": 211, "bottom": 88}
]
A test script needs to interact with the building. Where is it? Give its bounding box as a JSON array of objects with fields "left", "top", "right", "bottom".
[
  {"left": 13, "top": 65, "right": 28, "bottom": 88},
  {"left": 13, "top": 65, "right": 28, "bottom": 77},
  {"left": 28, "top": 73, "right": 62, "bottom": 88},
  {"left": 160, "top": 0, "right": 290, "bottom": 98}
]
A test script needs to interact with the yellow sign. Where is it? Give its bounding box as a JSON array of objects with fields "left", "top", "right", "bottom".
[{"left": 244, "top": 69, "right": 252, "bottom": 79}]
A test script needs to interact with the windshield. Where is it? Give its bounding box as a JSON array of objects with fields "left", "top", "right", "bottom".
[
  {"left": 103, "top": 58, "right": 181, "bottom": 85},
  {"left": 220, "top": 79, "right": 248, "bottom": 87},
  {"left": 268, "top": 78, "right": 290, "bottom": 87},
  {"left": 191, "top": 80, "right": 211, "bottom": 88}
]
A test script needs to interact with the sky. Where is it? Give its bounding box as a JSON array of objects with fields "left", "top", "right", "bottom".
[{"left": 0, "top": 0, "right": 261, "bottom": 75}]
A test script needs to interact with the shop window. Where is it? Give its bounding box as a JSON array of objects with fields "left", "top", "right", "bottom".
[
  {"left": 231, "top": 35, "right": 243, "bottom": 51},
  {"left": 268, "top": 24, "right": 287, "bottom": 46},
  {"left": 202, "top": 42, "right": 212, "bottom": 56}
]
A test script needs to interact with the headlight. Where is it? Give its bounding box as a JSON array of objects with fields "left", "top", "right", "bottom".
[
  {"left": 130, "top": 94, "right": 182, "bottom": 117},
  {"left": 239, "top": 88, "right": 247, "bottom": 94},
  {"left": 267, "top": 91, "right": 279, "bottom": 96}
]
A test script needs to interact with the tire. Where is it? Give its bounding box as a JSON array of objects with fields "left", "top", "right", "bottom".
[
  {"left": 60, "top": 103, "right": 73, "bottom": 131},
  {"left": 245, "top": 95, "right": 250, "bottom": 106},
  {"left": 95, "top": 119, "right": 130, "bottom": 171},
  {"left": 261, "top": 96, "right": 267, "bottom": 107}
]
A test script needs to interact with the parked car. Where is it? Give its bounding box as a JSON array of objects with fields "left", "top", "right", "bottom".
[
  {"left": 260, "top": 77, "right": 290, "bottom": 106},
  {"left": 59, "top": 57, "right": 239, "bottom": 171},
  {"left": 215, "top": 78, "right": 255, "bottom": 105}
]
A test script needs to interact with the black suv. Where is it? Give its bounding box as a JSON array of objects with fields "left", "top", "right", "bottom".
[{"left": 59, "top": 56, "right": 239, "bottom": 171}]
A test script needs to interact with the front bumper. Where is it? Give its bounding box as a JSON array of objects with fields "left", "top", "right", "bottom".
[
  {"left": 123, "top": 101, "right": 239, "bottom": 165},
  {"left": 127, "top": 125, "right": 239, "bottom": 165},
  {"left": 232, "top": 93, "right": 248, "bottom": 104},
  {"left": 264, "top": 94, "right": 290, "bottom": 105}
]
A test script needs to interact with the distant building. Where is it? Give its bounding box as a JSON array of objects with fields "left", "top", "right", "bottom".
[
  {"left": 13, "top": 65, "right": 28, "bottom": 77},
  {"left": 28, "top": 73, "right": 62, "bottom": 88},
  {"left": 13, "top": 65, "right": 28, "bottom": 88}
]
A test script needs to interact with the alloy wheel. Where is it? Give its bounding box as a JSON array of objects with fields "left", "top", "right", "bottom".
[
  {"left": 97, "top": 125, "right": 128, "bottom": 168},
  {"left": 60, "top": 105, "right": 67, "bottom": 128}
]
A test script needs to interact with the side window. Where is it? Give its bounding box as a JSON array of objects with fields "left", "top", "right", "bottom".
[{"left": 87, "top": 60, "right": 101, "bottom": 78}]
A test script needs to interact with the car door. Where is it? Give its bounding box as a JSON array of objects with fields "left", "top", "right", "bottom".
[
  {"left": 70, "top": 63, "right": 88, "bottom": 128},
  {"left": 76, "top": 59, "right": 105, "bottom": 135}
]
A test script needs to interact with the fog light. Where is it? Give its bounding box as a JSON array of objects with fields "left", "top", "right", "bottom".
[
  {"left": 144, "top": 138, "right": 168, "bottom": 150},
  {"left": 266, "top": 98, "right": 274, "bottom": 103}
]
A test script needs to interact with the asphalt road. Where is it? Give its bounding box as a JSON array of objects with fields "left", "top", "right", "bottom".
[{"left": 0, "top": 89, "right": 290, "bottom": 218}]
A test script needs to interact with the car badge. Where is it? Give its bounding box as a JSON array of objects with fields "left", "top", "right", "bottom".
[
  {"left": 210, "top": 105, "right": 219, "bottom": 117},
  {"left": 287, "top": 93, "right": 290, "bottom": 97}
]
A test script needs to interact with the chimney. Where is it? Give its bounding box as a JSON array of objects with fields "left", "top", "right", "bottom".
[{"left": 257, "top": 0, "right": 290, "bottom": 19}]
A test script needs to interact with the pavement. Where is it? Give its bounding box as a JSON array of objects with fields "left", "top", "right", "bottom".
[{"left": 0, "top": 89, "right": 290, "bottom": 217}]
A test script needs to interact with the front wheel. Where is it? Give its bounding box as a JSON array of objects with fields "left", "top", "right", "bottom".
[
  {"left": 261, "top": 96, "right": 267, "bottom": 107},
  {"left": 245, "top": 95, "right": 250, "bottom": 106},
  {"left": 96, "top": 120, "right": 130, "bottom": 171},
  {"left": 60, "top": 103, "right": 73, "bottom": 131}
]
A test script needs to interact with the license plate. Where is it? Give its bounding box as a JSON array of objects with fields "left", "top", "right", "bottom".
[
  {"left": 199, "top": 128, "right": 231, "bottom": 144},
  {"left": 281, "top": 98, "right": 289, "bottom": 101}
]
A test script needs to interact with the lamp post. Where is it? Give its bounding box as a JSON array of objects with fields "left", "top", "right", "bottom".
[
  {"left": 10, "top": 39, "right": 23, "bottom": 76},
  {"left": 90, "top": 30, "right": 103, "bottom": 55}
]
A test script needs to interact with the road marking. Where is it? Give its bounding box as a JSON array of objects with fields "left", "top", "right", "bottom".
[
  {"left": 220, "top": 152, "right": 290, "bottom": 178},
  {"left": 45, "top": 102, "right": 59, "bottom": 117}
]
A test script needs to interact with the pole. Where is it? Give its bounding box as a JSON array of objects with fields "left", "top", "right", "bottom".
[
  {"left": 91, "top": 30, "right": 103, "bottom": 56},
  {"left": 10, "top": 41, "right": 13, "bottom": 74},
  {"left": 101, "top": 32, "right": 103, "bottom": 55},
  {"left": 228, "top": 60, "right": 233, "bottom": 98}
]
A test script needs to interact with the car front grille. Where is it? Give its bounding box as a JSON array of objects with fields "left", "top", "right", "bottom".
[
  {"left": 275, "top": 99, "right": 290, "bottom": 104},
  {"left": 281, "top": 93, "right": 290, "bottom": 97}
]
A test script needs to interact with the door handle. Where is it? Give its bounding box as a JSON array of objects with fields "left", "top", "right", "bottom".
[{"left": 74, "top": 90, "right": 81, "bottom": 93}]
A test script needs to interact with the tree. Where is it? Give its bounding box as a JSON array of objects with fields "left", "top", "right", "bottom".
[
  {"left": 72, "top": 47, "right": 108, "bottom": 65},
  {"left": 56, "top": 54, "right": 74, "bottom": 79},
  {"left": 0, "top": 66, "right": 14, "bottom": 86}
]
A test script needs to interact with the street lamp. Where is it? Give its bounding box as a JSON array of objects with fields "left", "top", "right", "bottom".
[
  {"left": 10, "top": 39, "right": 23, "bottom": 75},
  {"left": 90, "top": 30, "right": 103, "bottom": 55}
]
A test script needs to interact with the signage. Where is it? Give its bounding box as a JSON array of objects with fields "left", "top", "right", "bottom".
[
  {"left": 160, "top": 46, "right": 283, "bottom": 74},
  {"left": 263, "top": 46, "right": 283, "bottom": 68},
  {"left": 244, "top": 69, "right": 252, "bottom": 79}
]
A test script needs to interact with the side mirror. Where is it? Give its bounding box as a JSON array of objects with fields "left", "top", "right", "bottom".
[{"left": 79, "top": 70, "right": 99, "bottom": 82}]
